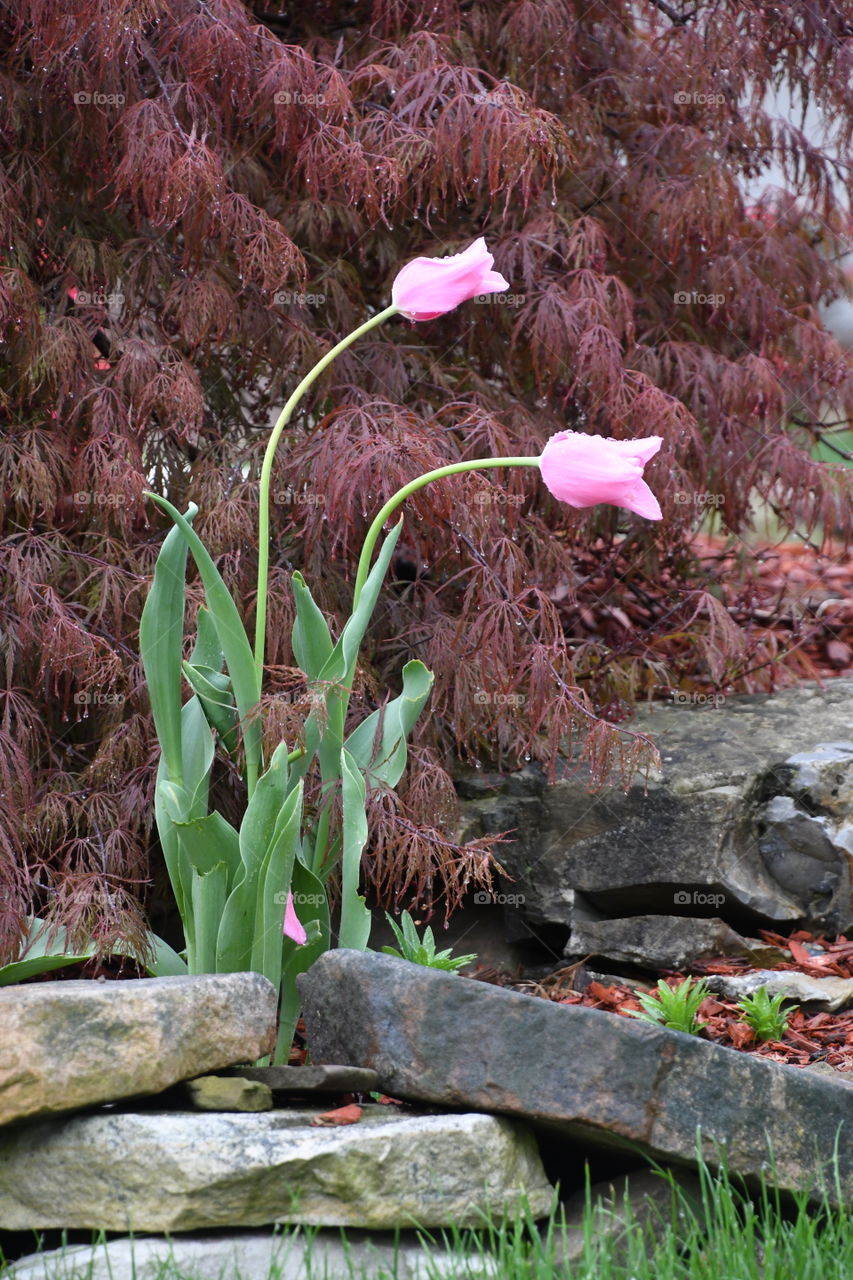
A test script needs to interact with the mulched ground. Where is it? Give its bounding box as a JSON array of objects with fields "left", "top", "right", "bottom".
[
  {"left": 472, "top": 930, "right": 853, "bottom": 1072},
  {"left": 689, "top": 534, "right": 853, "bottom": 681}
]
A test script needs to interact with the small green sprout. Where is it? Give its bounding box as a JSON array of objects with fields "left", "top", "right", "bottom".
[
  {"left": 382, "top": 910, "right": 477, "bottom": 973},
  {"left": 624, "top": 976, "right": 710, "bottom": 1035},
  {"left": 736, "top": 985, "right": 794, "bottom": 1042}
]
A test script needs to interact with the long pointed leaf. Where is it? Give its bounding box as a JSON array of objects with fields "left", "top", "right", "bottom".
[
  {"left": 0, "top": 920, "right": 189, "bottom": 985},
  {"left": 294, "top": 523, "right": 405, "bottom": 869},
  {"left": 317, "top": 521, "right": 403, "bottom": 688},
  {"left": 137, "top": 931, "right": 189, "bottom": 977},
  {"left": 291, "top": 572, "right": 334, "bottom": 679},
  {"left": 180, "top": 695, "right": 216, "bottom": 819},
  {"left": 182, "top": 661, "right": 239, "bottom": 756},
  {"left": 191, "top": 862, "right": 229, "bottom": 973},
  {"left": 154, "top": 768, "right": 194, "bottom": 955},
  {"left": 190, "top": 605, "right": 224, "bottom": 670},
  {"left": 274, "top": 858, "right": 330, "bottom": 1063},
  {"left": 162, "top": 804, "right": 242, "bottom": 881},
  {"left": 216, "top": 744, "right": 291, "bottom": 972},
  {"left": 250, "top": 780, "right": 304, "bottom": 990},
  {"left": 338, "top": 748, "right": 371, "bottom": 950},
  {"left": 0, "top": 918, "right": 95, "bottom": 986},
  {"left": 344, "top": 660, "right": 433, "bottom": 789},
  {"left": 139, "top": 517, "right": 195, "bottom": 783},
  {"left": 145, "top": 492, "right": 262, "bottom": 794}
]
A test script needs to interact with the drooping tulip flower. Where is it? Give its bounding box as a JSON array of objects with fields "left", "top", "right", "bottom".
[
  {"left": 283, "top": 891, "right": 308, "bottom": 945},
  {"left": 539, "top": 431, "right": 663, "bottom": 520},
  {"left": 391, "top": 237, "right": 509, "bottom": 320}
]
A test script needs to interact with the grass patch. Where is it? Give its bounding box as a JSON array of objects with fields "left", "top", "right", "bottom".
[{"left": 1, "top": 1144, "right": 850, "bottom": 1280}]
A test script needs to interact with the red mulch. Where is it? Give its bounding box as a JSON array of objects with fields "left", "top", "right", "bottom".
[
  {"left": 690, "top": 534, "right": 853, "bottom": 681},
  {"left": 489, "top": 929, "right": 853, "bottom": 1072}
]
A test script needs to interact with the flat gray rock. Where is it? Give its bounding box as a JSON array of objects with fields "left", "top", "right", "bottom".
[
  {"left": 299, "top": 950, "right": 853, "bottom": 1207},
  {"left": 219, "top": 1064, "right": 381, "bottom": 1093},
  {"left": 5, "top": 1228, "right": 497, "bottom": 1279},
  {"left": 184, "top": 1075, "right": 273, "bottom": 1111},
  {"left": 0, "top": 1104, "right": 552, "bottom": 1231},
  {"left": 0, "top": 974, "right": 277, "bottom": 1127},
  {"left": 565, "top": 914, "right": 762, "bottom": 970},
  {"left": 705, "top": 969, "right": 853, "bottom": 1012},
  {"left": 456, "top": 682, "right": 853, "bottom": 938}
]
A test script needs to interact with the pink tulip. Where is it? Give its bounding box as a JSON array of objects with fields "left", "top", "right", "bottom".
[
  {"left": 391, "top": 237, "right": 509, "bottom": 320},
  {"left": 539, "top": 431, "right": 663, "bottom": 520},
  {"left": 283, "top": 891, "right": 308, "bottom": 945}
]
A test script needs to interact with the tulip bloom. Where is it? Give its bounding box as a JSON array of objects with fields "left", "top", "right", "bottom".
[
  {"left": 539, "top": 431, "right": 663, "bottom": 520},
  {"left": 392, "top": 237, "right": 509, "bottom": 320},
  {"left": 283, "top": 891, "right": 307, "bottom": 945}
]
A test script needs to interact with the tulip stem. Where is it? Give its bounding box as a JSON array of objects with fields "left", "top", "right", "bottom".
[
  {"left": 254, "top": 303, "right": 400, "bottom": 688},
  {"left": 352, "top": 457, "right": 540, "bottom": 610}
]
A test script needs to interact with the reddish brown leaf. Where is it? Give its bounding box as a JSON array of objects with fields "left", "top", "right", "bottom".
[{"left": 310, "top": 1104, "right": 364, "bottom": 1127}]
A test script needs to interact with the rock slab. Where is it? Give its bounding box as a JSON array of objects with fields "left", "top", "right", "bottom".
[
  {"left": 6, "top": 1229, "right": 497, "bottom": 1280},
  {"left": 299, "top": 951, "right": 853, "bottom": 1206},
  {"left": 565, "top": 914, "right": 762, "bottom": 970},
  {"left": 0, "top": 1104, "right": 552, "bottom": 1231},
  {"left": 457, "top": 683, "right": 853, "bottom": 938},
  {"left": 184, "top": 1075, "right": 273, "bottom": 1111},
  {"left": 0, "top": 974, "right": 277, "bottom": 1128},
  {"left": 704, "top": 969, "right": 853, "bottom": 1012},
  {"left": 219, "top": 1064, "right": 381, "bottom": 1094}
]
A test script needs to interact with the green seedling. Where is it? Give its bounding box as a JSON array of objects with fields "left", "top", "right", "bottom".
[
  {"left": 624, "top": 976, "right": 710, "bottom": 1035},
  {"left": 736, "top": 985, "right": 794, "bottom": 1042},
  {"left": 382, "top": 910, "right": 477, "bottom": 972}
]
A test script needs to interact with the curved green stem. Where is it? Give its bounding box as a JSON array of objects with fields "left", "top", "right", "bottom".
[
  {"left": 352, "top": 457, "right": 541, "bottom": 609},
  {"left": 254, "top": 303, "right": 400, "bottom": 687}
]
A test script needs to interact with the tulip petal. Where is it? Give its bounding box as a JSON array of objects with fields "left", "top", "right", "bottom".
[
  {"left": 283, "top": 891, "right": 308, "bottom": 945},
  {"left": 392, "top": 238, "right": 509, "bottom": 320},
  {"left": 538, "top": 431, "right": 663, "bottom": 520},
  {"left": 621, "top": 479, "right": 662, "bottom": 520}
]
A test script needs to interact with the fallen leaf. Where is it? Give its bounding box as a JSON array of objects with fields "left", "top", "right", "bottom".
[
  {"left": 727, "top": 1022, "right": 754, "bottom": 1049},
  {"left": 310, "top": 1104, "right": 363, "bottom": 1127},
  {"left": 787, "top": 939, "right": 815, "bottom": 966}
]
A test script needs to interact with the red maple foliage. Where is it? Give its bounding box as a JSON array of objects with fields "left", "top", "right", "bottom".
[{"left": 1, "top": 0, "right": 852, "bottom": 961}]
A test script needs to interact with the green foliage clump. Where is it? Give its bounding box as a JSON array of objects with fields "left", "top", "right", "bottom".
[
  {"left": 625, "top": 977, "right": 711, "bottom": 1035},
  {"left": 736, "top": 986, "right": 794, "bottom": 1043},
  {"left": 382, "top": 911, "right": 477, "bottom": 973}
]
